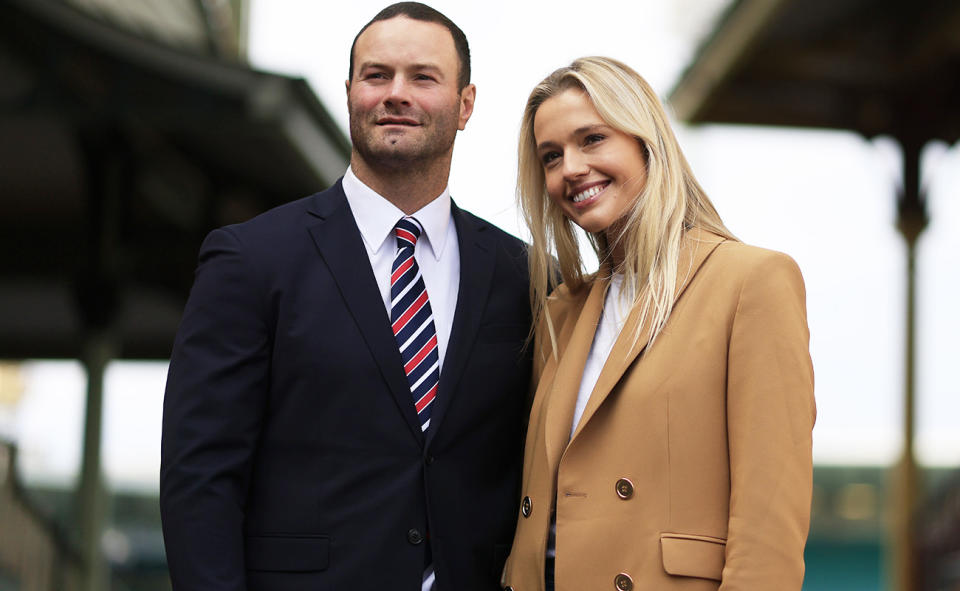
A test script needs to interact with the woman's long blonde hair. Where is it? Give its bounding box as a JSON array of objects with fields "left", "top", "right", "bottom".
[{"left": 519, "top": 56, "right": 736, "bottom": 353}]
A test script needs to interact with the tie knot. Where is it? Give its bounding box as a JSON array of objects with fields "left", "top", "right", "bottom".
[{"left": 394, "top": 217, "right": 422, "bottom": 249}]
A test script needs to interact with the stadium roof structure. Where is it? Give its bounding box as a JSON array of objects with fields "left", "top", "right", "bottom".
[
  {"left": 0, "top": 0, "right": 350, "bottom": 360},
  {"left": 670, "top": 0, "right": 960, "bottom": 145}
]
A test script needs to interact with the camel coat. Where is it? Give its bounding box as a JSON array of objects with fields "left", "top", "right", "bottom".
[{"left": 502, "top": 229, "right": 815, "bottom": 591}]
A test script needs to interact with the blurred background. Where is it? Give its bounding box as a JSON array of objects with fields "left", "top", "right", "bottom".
[{"left": 0, "top": 0, "right": 957, "bottom": 590}]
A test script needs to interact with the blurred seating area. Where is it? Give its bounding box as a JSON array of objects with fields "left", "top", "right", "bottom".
[
  {"left": 917, "top": 470, "right": 960, "bottom": 591},
  {"left": 0, "top": 439, "right": 80, "bottom": 591}
]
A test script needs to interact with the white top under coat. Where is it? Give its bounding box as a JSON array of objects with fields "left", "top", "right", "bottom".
[{"left": 570, "top": 273, "right": 632, "bottom": 439}]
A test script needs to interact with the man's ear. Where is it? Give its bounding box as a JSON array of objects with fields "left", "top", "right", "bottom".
[
  {"left": 457, "top": 84, "right": 476, "bottom": 131},
  {"left": 345, "top": 79, "right": 351, "bottom": 95}
]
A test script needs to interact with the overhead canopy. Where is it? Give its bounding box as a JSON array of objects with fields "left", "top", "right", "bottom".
[
  {"left": 669, "top": 0, "right": 960, "bottom": 145},
  {"left": 0, "top": 0, "right": 350, "bottom": 359}
]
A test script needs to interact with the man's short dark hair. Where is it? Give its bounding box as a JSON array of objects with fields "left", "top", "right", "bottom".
[{"left": 348, "top": 2, "right": 471, "bottom": 91}]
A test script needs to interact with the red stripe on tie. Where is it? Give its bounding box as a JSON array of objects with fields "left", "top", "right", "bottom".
[
  {"left": 392, "top": 291, "right": 429, "bottom": 334},
  {"left": 396, "top": 228, "right": 417, "bottom": 244},
  {"left": 391, "top": 256, "right": 415, "bottom": 284},
  {"left": 415, "top": 383, "right": 437, "bottom": 413},
  {"left": 404, "top": 334, "right": 437, "bottom": 374}
]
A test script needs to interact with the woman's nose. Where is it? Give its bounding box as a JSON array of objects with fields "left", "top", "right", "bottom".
[{"left": 562, "top": 151, "right": 589, "bottom": 179}]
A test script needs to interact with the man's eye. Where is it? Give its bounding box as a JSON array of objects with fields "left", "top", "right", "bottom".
[
  {"left": 365, "top": 72, "right": 387, "bottom": 80},
  {"left": 415, "top": 74, "right": 436, "bottom": 81}
]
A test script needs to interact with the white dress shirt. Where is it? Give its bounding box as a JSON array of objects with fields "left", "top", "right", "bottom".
[
  {"left": 341, "top": 167, "right": 460, "bottom": 591},
  {"left": 341, "top": 167, "right": 460, "bottom": 370}
]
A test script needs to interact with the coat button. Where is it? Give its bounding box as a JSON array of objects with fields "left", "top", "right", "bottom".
[
  {"left": 521, "top": 496, "right": 532, "bottom": 517},
  {"left": 407, "top": 528, "right": 423, "bottom": 545},
  {"left": 615, "top": 478, "right": 634, "bottom": 499},
  {"left": 425, "top": 455, "right": 435, "bottom": 465},
  {"left": 614, "top": 572, "right": 634, "bottom": 591}
]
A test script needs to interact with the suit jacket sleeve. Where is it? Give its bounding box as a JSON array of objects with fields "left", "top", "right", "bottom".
[
  {"left": 160, "top": 227, "right": 271, "bottom": 591},
  {"left": 720, "top": 251, "right": 816, "bottom": 590}
]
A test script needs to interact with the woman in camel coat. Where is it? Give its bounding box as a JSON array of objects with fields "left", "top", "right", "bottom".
[{"left": 501, "top": 57, "right": 815, "bottom": 591}]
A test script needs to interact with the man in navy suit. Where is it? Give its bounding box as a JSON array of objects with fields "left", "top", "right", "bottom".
[{"left": 159, "top": 3, "right": 532, "bottom": 590}]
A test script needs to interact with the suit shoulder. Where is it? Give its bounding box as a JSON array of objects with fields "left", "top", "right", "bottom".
[
  {"left": 706, "top": 241, "right": 807, "bottom": 307},
  {"left": 196, "top": 183, "right": 345, "bottom": 275},
  {"left": 710, "top": 240, "right": 803, "bottom": 278},
  {"left": 455, "top": 207, "right": 528, "bottom": 253},
  {"left": 200, "top": 181, "right": 346, "bottom": 251},
  {"left": 220, "top": 184, "right": 342, "bottom": 240}
]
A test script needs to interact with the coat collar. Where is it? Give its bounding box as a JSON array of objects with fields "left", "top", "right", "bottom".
[
  {"left": 341, "top": 167, "right": 454, "bottom": 262},
  {"left": 543, "top": 227, "right": 727, "bottom": 465}
]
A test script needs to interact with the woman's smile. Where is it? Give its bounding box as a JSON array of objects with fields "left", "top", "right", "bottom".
[{"left": 569, "top": 180, "right": 610, "bottom": 205}]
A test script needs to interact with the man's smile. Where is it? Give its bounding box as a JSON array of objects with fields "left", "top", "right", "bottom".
[{"left": 376, "top": 116, "right": 421, "bottom": 126}]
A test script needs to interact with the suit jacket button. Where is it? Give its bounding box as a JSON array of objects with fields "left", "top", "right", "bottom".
[
  {"left": 521, "top": 496, "right": 532, "bottom": 517},
  {"left": 615, "top": 478, "right": 634, "bottom": 499},
  {"left": 614, "top": 573, "right": 633, "bottom": 591},
  {"left": 407, "top": 528, "right": 424, "bottom": 545},
  {"left": 425, "top": 455, "right": 435, "bottom": 465}
]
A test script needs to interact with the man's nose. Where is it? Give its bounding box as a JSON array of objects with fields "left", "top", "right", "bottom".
[{"left": 384, "top": 77, "right": 412, "bottom": 107}]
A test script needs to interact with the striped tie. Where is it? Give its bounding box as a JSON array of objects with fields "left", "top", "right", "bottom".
[{"left": 390, "top": 217, "right": 439, "bottom": 432}]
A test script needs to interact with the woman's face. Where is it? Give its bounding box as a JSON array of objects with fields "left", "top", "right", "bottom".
[{"left": 533, "top": 89, "right": 647, "bottom": 236}]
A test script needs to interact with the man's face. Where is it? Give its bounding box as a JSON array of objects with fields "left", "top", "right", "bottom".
[{"left": 347, "top": 16, "right": 474, "bottom": 171}]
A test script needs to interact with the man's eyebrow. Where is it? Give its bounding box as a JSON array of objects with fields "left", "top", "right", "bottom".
[
  {"left": 357, "top": 61, "right": 391, "bottom": 71},
  {"left": 409, "top": 63, "right": 445, "bottom": 77}
]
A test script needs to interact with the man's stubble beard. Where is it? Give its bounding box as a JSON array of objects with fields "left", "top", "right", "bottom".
[{"left": 348, "top": 102, "right": 460, "bottom": 173}]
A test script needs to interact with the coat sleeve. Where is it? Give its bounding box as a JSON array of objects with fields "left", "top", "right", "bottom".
[
  {"left": 160, "top": 227, "right": 271, "bottom": 591},
  {"left": 720, "top": 251, "right": 816, "bottom": 590}
]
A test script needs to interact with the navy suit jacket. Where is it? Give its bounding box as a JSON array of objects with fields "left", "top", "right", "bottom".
[{"left": 160, "top": 180, "right": 532, "bottom": 591}]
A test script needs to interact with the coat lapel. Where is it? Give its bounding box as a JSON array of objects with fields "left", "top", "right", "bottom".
[
  {"left": 426, "top": 203, "right": 497, "bottom": 446},
  {"left": 305, "top": 181, "right": 424, "bottom": 444},
  {"left": 542, "top": 280, "right": 606, "bottom": 472},
  {"left": 568, "top": 228, "right": 726, "bottom": 444}
]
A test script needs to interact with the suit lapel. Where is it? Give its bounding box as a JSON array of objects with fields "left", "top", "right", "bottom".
[
  {"left": 542, "top": 280, "right": 606, "bottom": 472},
  {"left": 568, "top": 228, "right": 726, "bottom": 444},
  {"left": 426, "top": 203, "right": 496, "bottom": 446},
  {"left": 305, "top": 182, "right": 424, "bottom": 444}
]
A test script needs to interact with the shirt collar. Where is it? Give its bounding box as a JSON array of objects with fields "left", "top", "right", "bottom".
[{"left": 342, "top": 166, "right": 452, "bottom": 261}]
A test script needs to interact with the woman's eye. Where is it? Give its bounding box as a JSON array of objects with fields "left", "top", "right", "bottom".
[
  {"left": 585, "top": 134, "right": 605, "bottom": 144},
  {"left": 541, "top": 152, "right": 560, "bottom": 166}
]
